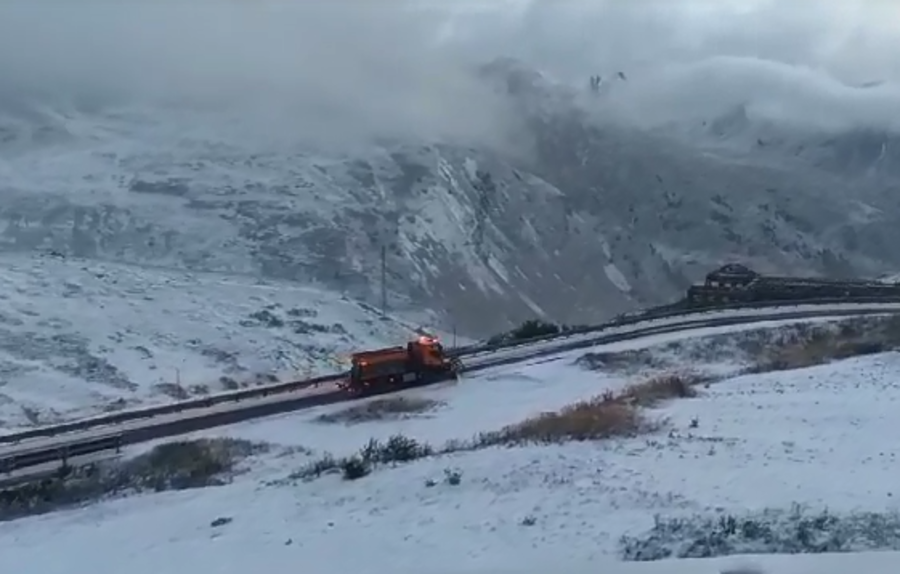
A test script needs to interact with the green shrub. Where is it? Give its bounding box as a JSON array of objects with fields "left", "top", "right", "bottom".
[
  {"left": 340, "top": 457, "right": 371, "bottom": 480},
  {"left": 291, "top": 434, "right": 434, "bottom": 481},
  {"left": 487, "top": 319, "right": 581, "bottom": 345}
]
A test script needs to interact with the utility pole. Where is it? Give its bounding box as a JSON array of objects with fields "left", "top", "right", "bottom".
[{"left": 380, "top": 243, "right": 387, "bottom": 317}]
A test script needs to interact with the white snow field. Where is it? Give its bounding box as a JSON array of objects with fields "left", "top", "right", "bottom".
[
  {"left": 0, "top": 252, "right": 453, "bottom": 431},
  {"left": 3, "top": 318, "right": 900, "bottom": 573}
]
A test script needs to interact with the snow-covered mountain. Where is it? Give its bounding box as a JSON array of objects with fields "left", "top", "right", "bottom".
[{"left": 4, "top": 57, "right": 900, "bottom": 337}]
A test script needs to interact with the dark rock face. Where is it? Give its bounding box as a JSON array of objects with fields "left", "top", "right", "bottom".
[{"left": 2, "top": 58, "right": 900, "bottom": 336}]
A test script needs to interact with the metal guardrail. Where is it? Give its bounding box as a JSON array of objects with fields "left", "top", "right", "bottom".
[
  {"left": 450, "top": 296, "right": 900, "bottom": 358},
  {"left": 0, "top": 372, "right": 347, "bottom": 445},
  {"left": 0, "top": 435, "right": 123, "bottom": 475},
  {"left": 0, "top": 391, "right": 349, "bottom": 480},
  {"left": 462, "top": 304, "right": 900, "bottom": 375},
  {"left": 3, "top": 297, "right": 900, "bottom": 486}
]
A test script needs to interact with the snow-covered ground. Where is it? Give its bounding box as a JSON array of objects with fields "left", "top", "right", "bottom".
[
  {"left": 3, "top": 318, "right": 900, "bottom": 573},
  {"left": 0, "top": 252, "right": 456, "bottom": 430}
]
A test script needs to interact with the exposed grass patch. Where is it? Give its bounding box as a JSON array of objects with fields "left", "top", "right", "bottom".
[
  {"left": 619, "top": 373, "right": 699, "bottom": 406},
  {"left": 578, "top": 348, "right": 666, "bottom": 373},
  {"left": 477, "top": 398, "right": 642, "bottom": 445},
  {"left": 315, "top": 396, "right": 443, "bottom": 425},
  {"left": 753, "top": 339, "right": 884, "bottom": 372},
  {"left": 749, "top": 315, "right": 900, "bottom": 374},
  {"left": 0, "top": 438, "right": 268, "bottom": 522}
]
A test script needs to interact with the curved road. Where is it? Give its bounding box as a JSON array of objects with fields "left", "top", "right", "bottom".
[{"left": 2, "top": 301, "right": 900, "bottom": 486}]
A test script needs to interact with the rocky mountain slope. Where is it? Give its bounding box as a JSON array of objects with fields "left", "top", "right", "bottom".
[{"left": 2, "top": 58, "right": 899, "bottom": 336}]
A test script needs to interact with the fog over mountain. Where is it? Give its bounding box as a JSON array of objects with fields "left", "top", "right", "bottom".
[{"left": 1, "top": 0, "right": 900, "bottom": 335}]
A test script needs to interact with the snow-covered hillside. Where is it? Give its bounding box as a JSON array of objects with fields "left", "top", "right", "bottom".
[
  {"left": 0, "top": 252, "right": 455, "bottom": 431},
  {"left": 4, "top": 317, "right": 900, "bottom": 573}
]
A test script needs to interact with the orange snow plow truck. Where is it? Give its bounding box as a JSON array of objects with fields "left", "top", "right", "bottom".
[{"left": 339, "top": 336, "right": 461, "bottom": 396}]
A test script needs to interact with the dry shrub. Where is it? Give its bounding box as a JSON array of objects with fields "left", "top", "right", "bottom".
[
  {"left": 491, "top": 398, "right": 640, "bottom": 444},
  {"left": 619, "top": 373, "right": 699, "bottom": 407},
  {"left": 315, "top": 396, "right": 442, "bottom": 424},
  {"left": 745, "top": 314, "right": 900, "bottom": 375},
  {"left": 578, "top": 348, "right": 662, "bottom": 372},
  {"left": 753, "top": 326, "right": 889, "bottom": 374},
  {"left": 478, "top": 373, "right": 700, "bottom": 446}
]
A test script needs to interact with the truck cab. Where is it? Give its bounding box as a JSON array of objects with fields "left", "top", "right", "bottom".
[{"left": 408, "top": 335, "right": 446, "bottom": 368}]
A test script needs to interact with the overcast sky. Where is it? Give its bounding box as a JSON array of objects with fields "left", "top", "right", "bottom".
[
  {"left": 0, "top": 0, "right": 898, "bottom": 143},
  {"left": 462, "top": 0, "right": 900, "bottom": 84}
]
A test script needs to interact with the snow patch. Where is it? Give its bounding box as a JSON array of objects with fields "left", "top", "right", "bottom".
[
  {"left": 605, "top": 263, "right": 632, "bottom": 292},
  {"left": 518, "top": 292, "right": 546, "bottom": 317}
]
